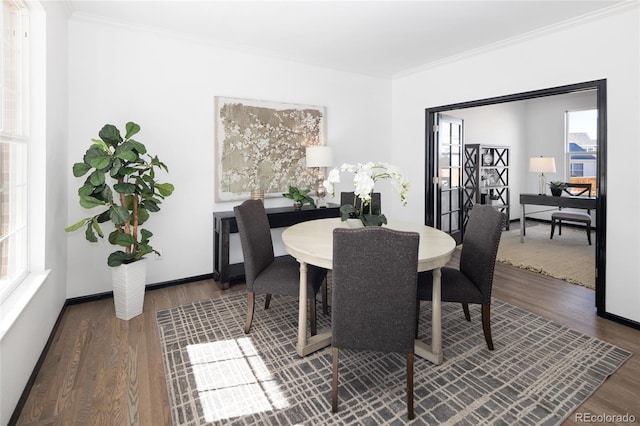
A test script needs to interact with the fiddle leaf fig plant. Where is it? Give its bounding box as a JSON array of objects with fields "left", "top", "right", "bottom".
[{"left": 65, "top": 122, "right": 175, "bottom": 267}]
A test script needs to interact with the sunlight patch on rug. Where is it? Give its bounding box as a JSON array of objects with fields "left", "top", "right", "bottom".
[
  {"left": 157, "top": 291, "right": 630, "bottom": 425},
  {"left": 186, "top": 338, "right": 289, "bottom": 422}
]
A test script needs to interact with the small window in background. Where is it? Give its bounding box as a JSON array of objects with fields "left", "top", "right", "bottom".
[
  {"left": 0, "top": 0, "right": 29, "bottom": 302},
  {"left": 565, "top": 109, "right": 597, "bottom": 196}
]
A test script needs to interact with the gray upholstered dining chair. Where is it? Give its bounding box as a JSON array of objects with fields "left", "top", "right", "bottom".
[
  {"left": 416, "top": 204, "right": 504, "bottom": 351},
  {"left": 331, "top": 227, "right": 419, "bottom": 420},
  {"left": 550, "top": 182, "right": 593, "bottom": 245},
  {"left": 234, "top": 199, "right": 327, "bottom": 335}
]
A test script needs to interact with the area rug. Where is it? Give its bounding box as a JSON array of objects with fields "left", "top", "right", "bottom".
[
  {"left": 497, "top": 224, "right": 595, "bottom": 289},
  {"left": 156, "top": 291, "right": 630, "bottom": 425}
]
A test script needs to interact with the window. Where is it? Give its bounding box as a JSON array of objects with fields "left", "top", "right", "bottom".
[
  {"left": 0, "top": 0, "right": 29, "bottom": 302},
  {"left": 565, "top": 109, "right": 597, "bottom": 196}
]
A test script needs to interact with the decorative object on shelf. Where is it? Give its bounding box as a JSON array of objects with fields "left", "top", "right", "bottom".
[
  {"left": 65, "top": 122, "right": 174, "bottom": 320},
  {"left": 305, "top": 145, "right": 334, "bottom": 208},
  {"left": 529, "top": 156, "right": 556, "bottom": 195},
  {"left": 463, "top": 144, "right": 510, "bottom": 231},
  {"left": 282, "top": 185, "right": 316, "bottom": 209},
  {"left": 214, "top": 96, "right": 326, "bottom": 201},
  {"left": 323, "top": 162, "right": 408, "bottom": 226},
  {"left": 548, "top": 181, "right": 567, "bottom": 196},
  {"left": 482, "top": 149, "right": 494, "bottom": 166}
]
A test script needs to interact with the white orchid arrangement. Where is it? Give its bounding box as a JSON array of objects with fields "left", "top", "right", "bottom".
[{"left": 323, "top": 162, "right": 409, "bottom": 226}]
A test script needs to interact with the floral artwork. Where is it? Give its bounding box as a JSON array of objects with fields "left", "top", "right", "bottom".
[{"left": 214, "top": 97, "right": 326, "bottom": 201}]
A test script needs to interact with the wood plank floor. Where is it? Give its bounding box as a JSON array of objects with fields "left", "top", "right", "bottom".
[{"left": 14, "top": 256, "right": 640, "bottom": 425}]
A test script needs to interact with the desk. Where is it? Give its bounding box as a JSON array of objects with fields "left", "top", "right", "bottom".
[
  {"left": 519, "top": 193, "right": 596, "bottom": 243},
  {"left": 282, "top": 218, "right": 456, "bottom": 364},
  {"left": 213, "top": 205, "right": 340, "bottom": 289}
]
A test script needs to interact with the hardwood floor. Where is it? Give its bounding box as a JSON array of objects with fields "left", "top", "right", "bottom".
[{"left": 14, "top": 258, "right": 640, "bottom": 425}]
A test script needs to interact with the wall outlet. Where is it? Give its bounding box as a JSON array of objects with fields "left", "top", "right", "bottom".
[{"left": 155, "top": 249, "right": 163, "bottom": 260}]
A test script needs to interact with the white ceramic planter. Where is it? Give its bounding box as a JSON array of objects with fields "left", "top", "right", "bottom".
[{"left": 111, "top": 259, "right": 147, "bottom": 320}]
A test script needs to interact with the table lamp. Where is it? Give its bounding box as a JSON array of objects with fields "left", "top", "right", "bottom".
[
  {"left": 529, "top": 156, "right": 556, "bottom": 195},
  {"left": 306, "top": 145, "right": 333, "bottom": 208}
]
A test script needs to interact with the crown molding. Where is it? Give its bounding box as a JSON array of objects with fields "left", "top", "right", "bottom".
[{"left": 393, "top": 1, "right": 639, "bottom": 79}]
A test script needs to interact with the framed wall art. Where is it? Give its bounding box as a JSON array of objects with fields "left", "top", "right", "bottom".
[{"left": 214, "top": 96, "right": 327, "bottom": 202}]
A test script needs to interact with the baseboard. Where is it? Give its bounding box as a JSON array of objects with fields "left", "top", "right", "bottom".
[
  {"left": 66, "top": 273, "right": 214, "bottom": 305},
  {"left": 9, "top": 273, "right": 214, "bottom": 423},
  {"left": 598, "top": 311, "right": 640, "bottom": 330},
  {"left": 8, "top": 301, "right": 69, "bottom": 426}
]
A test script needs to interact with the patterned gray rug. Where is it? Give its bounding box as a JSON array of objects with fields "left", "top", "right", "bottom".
[{"left": 156, "top": 291, "right": 630, "bottom": 425}]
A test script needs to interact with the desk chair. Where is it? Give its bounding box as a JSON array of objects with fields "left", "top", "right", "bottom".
[
  {"left": 234, "top": 200, "right": 327, "bottom": 335},
  {"left": 416, "top": 204, "right": 504, "bottom": 351},
  {"left": 331, "top": 227, "right": 419, "bottom": 420},
  {"left": 550, "top": 183, "right": 593, "bottom": 245}
]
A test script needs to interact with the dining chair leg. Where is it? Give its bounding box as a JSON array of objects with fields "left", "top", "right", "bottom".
[
  {"left": 481, "top": 303, "right": 494, "bottom": 350},
  {"left": 407, "top": 352, "right": 415, "bottom": 420},
  {"left": 322, "top": 278, "right": 328, "bottom": 314},
  {"left": 332, "top": 347, "right": 339, "bottom": 413},
  {"left": 310, "top": 297, "right": 317, "bottom": 336},
  {"left": 462, "top": 303, "right": 471, "bottom": 321},
  {"left": 264, "top": 294, "right": 272, "bottom": 309},
  {"left": 550, "top": 219, "right": 556, "bottom": 239},
  {"left": 415, "top": 302, "right": 421, "bottom": 339},
  {"left": 244, "top": 292, "right": 255, "bottom": 334},
  {"left": 587, "top": 226, "right": 592, "bottom": 245}
]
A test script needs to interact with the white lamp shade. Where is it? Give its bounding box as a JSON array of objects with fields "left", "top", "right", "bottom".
[
  {"left": 528, "top": 157, "right": 556, "bottom": 173},
  {"left": 305, "top": 146, "right": 333, "bottom": 167}
]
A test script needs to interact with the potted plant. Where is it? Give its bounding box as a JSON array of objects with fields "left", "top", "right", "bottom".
[
  {"left": 548, "top": 181, "right": 567, "bottom": 196},
  {"left": 282, "top": 185, "right": 315, "bottom": 209},
  {"left": 65, "top": 122, "right": 174, "bottom": 320},
  {"left": 323, "top": 162, "right": 409, "bottom": 227}
]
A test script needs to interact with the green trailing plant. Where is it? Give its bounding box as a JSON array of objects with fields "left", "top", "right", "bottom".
[
  {"left": 282, "top": 185, "right": 315, "bottom": 207},
  {"left": 65, "top": 122, "right": 175, "bottom": 267}
]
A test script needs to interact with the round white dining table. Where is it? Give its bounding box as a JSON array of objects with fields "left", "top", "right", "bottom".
[{"left": 281, "top": 217, "right": 456, "bottom": 364}]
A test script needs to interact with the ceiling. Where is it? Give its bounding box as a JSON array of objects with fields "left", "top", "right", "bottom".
[{"left": 68, "top": 0, "right": 627, "bottom": 78}]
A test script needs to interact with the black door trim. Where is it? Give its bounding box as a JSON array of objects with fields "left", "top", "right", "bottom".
[{"left": 425, "top": 79, "right": 607, "bottom": 317}]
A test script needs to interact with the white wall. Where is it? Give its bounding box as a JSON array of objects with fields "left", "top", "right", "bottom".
[
  {"left": 391, "top": 4, "right": 640, "bottom": 323},
  {"left": 0, "top": 2, "right": 70, "bottom": 424},
  {"left": 67, "top": 17, "right": 392, "bottom": 297},
  {"left": 448, "top": 101, "right": 527, "bottom": 221},
  {"left": 447, "top": 90, "right": 597, "bottom": 223}
]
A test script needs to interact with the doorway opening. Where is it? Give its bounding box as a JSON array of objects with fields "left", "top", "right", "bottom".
[{"left": 425, "top": 79, "right": 607, "bottom": 315}]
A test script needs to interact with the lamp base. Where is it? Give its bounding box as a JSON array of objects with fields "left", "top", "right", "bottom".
[
  {"left": 538, "top": 174, "right": 547, "bottom": 195},
  {"left": 316, "top": 185, "right": 327, "bottom": 208}
]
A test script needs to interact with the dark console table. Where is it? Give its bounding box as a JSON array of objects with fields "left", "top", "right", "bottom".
[{"left": 213, "top": 204, "right": 340, "bottom": 289}]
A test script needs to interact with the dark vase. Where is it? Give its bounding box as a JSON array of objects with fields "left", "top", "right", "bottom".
[{"left": 550, "top": 188, "right": 562, "bottom": 196}]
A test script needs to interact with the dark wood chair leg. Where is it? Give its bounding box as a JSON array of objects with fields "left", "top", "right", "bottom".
[
  {"left": 264, "top": 294, "right": 272, "bottom": 309},
  {"left": 407, "top": 352, "right": 415, "bottom": 420},
  {"left": 481, "top": 303, "right": 494, "bottom": 350},
  {"left": 244, "top": 292, "right": 255, "bottom": 334},
  {"left": 415, "top": 302, "right": 421, "bottom": 339},
  {"left": 462, "top": 303, "right": 471, "bottom": 321},
  {"left": 310, "top": 297, "right": 317, "bottom": 336},
  {"left": 550, "top": 220, "right": 556, "bottom": 239},
  {"left": 587, "top": 225, "right": 592, "bottom": 245},
  {"left": 332, "top": 347, "right": 339, "bottom": 413},
  {"left": 322, "top": 278, "right": 328, "bottom": 315},
  {"left": 558, "top": 220, "right": 562, "bottom": 236}
]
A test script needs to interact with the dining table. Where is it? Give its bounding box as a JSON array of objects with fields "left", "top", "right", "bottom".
[{"left": 281, "top": 217, "right": 456, "bottom": 365}]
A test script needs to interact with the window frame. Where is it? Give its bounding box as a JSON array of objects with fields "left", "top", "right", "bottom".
[{"left": 0, "top": 0, "right": 30, "bottom": 303}]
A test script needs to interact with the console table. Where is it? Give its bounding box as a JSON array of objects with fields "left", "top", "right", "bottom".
[
  {"left": 519, "top": 193, "right": 596, "bottom": 243},
  {"left": 213, "top": 204, "right": 340, "bottom": 289}
]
